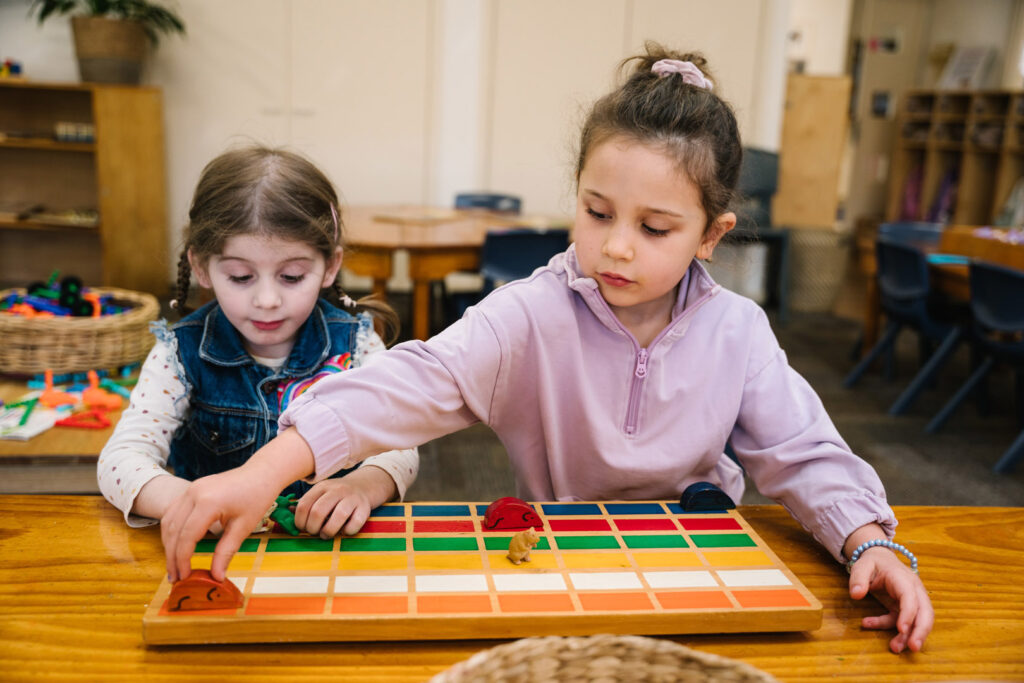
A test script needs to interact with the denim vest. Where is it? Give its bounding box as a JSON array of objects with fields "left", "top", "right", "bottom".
[{"left": 167, "top": 299, "right": 359, "bottom": 496}]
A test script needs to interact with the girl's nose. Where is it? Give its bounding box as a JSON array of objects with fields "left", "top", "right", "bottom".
[
  {"left": 252, "top": 281, "right": 281, "bottom": 309},
  {"left": 602, "top": 221, "right": 633, "bottom": 261}
]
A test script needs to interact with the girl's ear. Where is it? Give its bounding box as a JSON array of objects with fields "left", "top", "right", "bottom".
[
  {"left": 696, "top": 211, "right": 737, "bottom": 261},
  {"left": 321, "top": 246, "right": 343, "bottom": 289},
  {"left": 187, "top": 248, "right": 212, "bottom": 288}
]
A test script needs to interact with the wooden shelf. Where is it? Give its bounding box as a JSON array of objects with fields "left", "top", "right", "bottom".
[
  {"left": 0, "top": 138, "right": 95, "bottom": 153},
  {"left": 0, "top": 81, "right": 167, "bottom": 296},
  {"left": 886, "top": 88, "right": 1024, "bottom": 225}
]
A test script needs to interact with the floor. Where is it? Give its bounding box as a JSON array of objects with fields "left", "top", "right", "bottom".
[{"left": 404, "top": 306, "right": 1024, "bottom": 507}]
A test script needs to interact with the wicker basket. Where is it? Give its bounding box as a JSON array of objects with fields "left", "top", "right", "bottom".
[
  {"left": 0, "top": 287, "right": 160, "bottom": 375},
  {"left": 431, "top": 634, "right": 779, "bottom": 683}
]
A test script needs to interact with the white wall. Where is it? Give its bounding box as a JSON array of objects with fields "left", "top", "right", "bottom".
[{"left": 3, "top": 0, "right": 849, "bottom": 286}]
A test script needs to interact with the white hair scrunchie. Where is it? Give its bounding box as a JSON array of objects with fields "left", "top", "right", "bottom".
[{"left": 651, "top": 59, "right": 713, "bottom": 90}]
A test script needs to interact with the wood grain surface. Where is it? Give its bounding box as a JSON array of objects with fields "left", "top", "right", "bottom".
[{"left": 1, "top": 496, "right": 1022, "bottom": 682}]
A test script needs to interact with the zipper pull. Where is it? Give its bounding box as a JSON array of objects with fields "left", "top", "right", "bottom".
[{"left": 635, "top": 348, "right": 648, "bottom": 378}]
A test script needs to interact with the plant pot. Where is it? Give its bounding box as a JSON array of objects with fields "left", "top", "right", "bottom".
[{"left": 71, "top": 16, "right": 148, "bottom": 84}]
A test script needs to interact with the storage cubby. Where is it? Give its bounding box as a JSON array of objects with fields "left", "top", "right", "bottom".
[
  {"left": 887, "top": 88, "right": 1024, "bottom": 226},
  {"left": 0, "top": 81, "right": 168, "bottom": 295}
]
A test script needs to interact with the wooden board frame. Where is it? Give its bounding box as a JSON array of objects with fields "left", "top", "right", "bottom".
[{"left": 143, "top": 501, "right": 822, "bottom": 645}]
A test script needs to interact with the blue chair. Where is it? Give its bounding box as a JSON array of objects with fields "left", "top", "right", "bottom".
[
  {"left": 730, "top": 147, "right": 790, "bottom": 323},
  {"left": 478, "top": 228, "right": 571, "bottom": 296},
  {"left": 454, "top": 193, "right": 522, "bottom": 214},
  {"left": 843, "top": 238, "right": 964, "bottom": 417},
  {"left": 925, "top": 261, "right": 1024, "bottom": 473}
]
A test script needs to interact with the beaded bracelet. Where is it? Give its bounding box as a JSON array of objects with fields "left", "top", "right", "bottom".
[{"left": 846, "top": 539, "right": 918, "bottom": 574}]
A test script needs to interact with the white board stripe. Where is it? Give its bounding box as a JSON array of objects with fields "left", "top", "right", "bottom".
[
  {"left": 251, "top": 576, "right": 330, "bottom": 595},
  {"left": 493, "top": 573, "right": 567, "bottom": 592},
  {"left": 333, "top": 575, "right": 409, "bottom": 594},
  {"left": 569, "top": 572, "right": 642, "bottom": 590},
  {"left": 716, "top": 569, "right": 792, "bottom": 587},
  {"left": 642, "top": 571, "right": 718, "bottom": 588},
  {"left": 415, "top": 574, "right": 489, "bottom": 593}
]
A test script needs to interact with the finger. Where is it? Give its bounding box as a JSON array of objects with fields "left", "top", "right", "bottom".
[
  {"left": 861, "top": 611, "right": 898, "bottom": 630},
  {"left": 294, "top": 488, "right": 322, "bottom": 531},
  {"left": 209, "top": 518, "right": 249, "bottom": 582},
  {"left": 173, "top": 506, "right": 219, "bottom": 582},
  {"left": 161, "top": 497, "right": 189, "bottom": 582},
  {"left": 342, "top": 503, "right": 370, "bottom": 536},
  {"left": 848, "top": 558, "right": 877, "bottom": 600},
  {"left": 322, "top": 499, "right": 358, "bottom": 538},
  {"left": 907, "top": 587, "right": 935, "bottom": 652},
  {"left": 889, "top": 630, "right": 909, "bottom": 654}
]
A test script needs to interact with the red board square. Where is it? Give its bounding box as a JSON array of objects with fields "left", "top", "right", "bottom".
[
  {"left": 548, "top": 519, "right": 612, "bottom": 532},
  {"left": 613, "top": 518, "right": 677, "bottom": 531},
  {"left": 413, "top": 520, "right": 475, "bottom": 533},
  {"left": 678, "top": 518, "right": 742, "bottom": 531},
  {"left": 360, "top": 520, "right": 406, "bottom": 533}
]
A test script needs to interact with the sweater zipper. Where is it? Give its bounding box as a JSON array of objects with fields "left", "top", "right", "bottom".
[{"left": 624, "top": 347, "right": 648, "bottom": 435}]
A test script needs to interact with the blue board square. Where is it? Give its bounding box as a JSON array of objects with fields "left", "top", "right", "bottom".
[
  {"left": 369, "top": 505, "right": 405, "bottom": 517},
  {"left": 541, "top": 503, "right": 602, "bottom": 515},
  {"left": 411, "top": 504, "right": 472, "bottom": 517},
  {"left": 604, "top": 503, "right": 666, "bottom": 515}
]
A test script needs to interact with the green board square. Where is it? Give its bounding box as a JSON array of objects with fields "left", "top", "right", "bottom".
[
  {"left": 554, "top": 535, "right": 621, "bottom": 550},
  {"left": 483, "top": 536, "right": 551, "bottom": 551},
  {"left": 690, "top": 533, "right": 756, "bottom": 548},
  {"left": 195, "top": 538, "right": 260, "bottom": 553},
  {"left": 267, "top": 538, "right": 334, "bottom": 552},
  {"left": 622, "top": 534, "right": 689, "bottom": 549},
  {"left": 340, "top": 537, "right": 406, "bottom": 552},
  {"left": 413, "top": 537, "right": 478, "bottom": 552}
]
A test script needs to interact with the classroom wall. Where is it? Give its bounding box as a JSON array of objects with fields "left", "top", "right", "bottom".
[{"left": 2, "top": 0, "right": 848, "bottom": 289}]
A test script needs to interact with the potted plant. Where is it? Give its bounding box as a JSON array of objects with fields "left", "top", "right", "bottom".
[{"left": 29, "top": 0, "right": 185, "bottom": 84}]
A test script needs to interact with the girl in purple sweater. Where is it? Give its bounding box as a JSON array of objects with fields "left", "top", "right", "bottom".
[{"left": 162, "top": 44, "right": 932, "bottom": 653}]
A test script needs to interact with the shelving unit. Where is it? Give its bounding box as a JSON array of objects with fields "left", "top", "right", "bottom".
[
  {"left": 886, "top": 89, "right": 1024, "bottom": 226},
  {"left": 0, "top": 80, "right": 167, "bottom": 296}
]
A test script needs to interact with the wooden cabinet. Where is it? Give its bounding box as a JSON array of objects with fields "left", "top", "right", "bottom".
[
  {"left": 0, "top": 81, "right": 167, "bottom": 295},
  {"left": 886, "top": 89, "right": 1024, "bottom": 225}
]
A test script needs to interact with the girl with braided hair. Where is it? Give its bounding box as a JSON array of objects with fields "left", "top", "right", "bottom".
[{"left": 98, "top": 145, "right": 418, "bottom": 538}]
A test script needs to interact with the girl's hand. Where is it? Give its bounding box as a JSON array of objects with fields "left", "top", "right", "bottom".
[
  {"left": 161, "top": 466, "right": 278, "bottom": 583},
  {"left": 848, "top": 546, "right": 934, "bottom": 653},
  {"left": 294, "top": 466, "right": 397, "bottom": 538},
  {"left": 161, "top": 428, "right": 317, "bottom": 583}
]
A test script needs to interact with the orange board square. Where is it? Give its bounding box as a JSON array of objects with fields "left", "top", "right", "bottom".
[
  {"left": 578, "top": 592, "right": 653, "bottom": 611},
  {"left": 655, "top": 591, "right": 733, "bottom": 610},
  {"left": 245, "top": 596, "right": 325, "bottom": 615},
  {"left": 418, "top": 594, "right": 492, "bottom": 614},
  {"left": 332, "top": 595, "right": 407, "bottom": 615},
  {"left": 733, "top": 589, "right": 810, "bottom": 608},
  {"left": 498, "top": 593, "right": 575, "bottom": 613}
]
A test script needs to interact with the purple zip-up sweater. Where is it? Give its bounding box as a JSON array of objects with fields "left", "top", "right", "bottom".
[{"left": 281, "top": 246, "right": 895, "bottom": 561}]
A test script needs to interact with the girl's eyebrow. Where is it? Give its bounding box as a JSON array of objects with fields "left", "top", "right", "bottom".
[
  {"left": 582, "top": 188, "right": 685, "bottom": 218},
  {"left": 217, "top": 255, "right": 315, "bottom": 264}
]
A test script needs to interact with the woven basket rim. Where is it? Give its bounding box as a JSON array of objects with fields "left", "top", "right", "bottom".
[
  {"left": 0, "top": 287, "right": 159, "bottom": 329},
  {"left": 431, "top": 634, "right": 779, "bottom": 683}
]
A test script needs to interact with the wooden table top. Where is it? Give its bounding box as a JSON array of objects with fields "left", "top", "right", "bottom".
[
  {"left": 344, "top": 204, "right": 571, "bottom": 250},
  {"left": 0, "top": 377, "right": 121, "bottom": 461},
  {"left": 1, "top": 497, "right": 1021, "bottom": 682}
]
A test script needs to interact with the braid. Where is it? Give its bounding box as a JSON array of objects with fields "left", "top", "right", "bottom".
[{"left": 172, "top": 250, "right": 192, "bottom": 316}]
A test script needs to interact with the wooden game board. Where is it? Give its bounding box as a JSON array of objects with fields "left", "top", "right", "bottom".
[{"left": 143, "top": 501, "right": 822, "bottom": 644}]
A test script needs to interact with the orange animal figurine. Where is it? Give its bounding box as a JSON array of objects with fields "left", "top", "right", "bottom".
[
  {"left": 507, "top": 527, "right": 541, "bottom": 565},
  {"left": 167, "top": 569, "right": 244, "bottom": 611}
]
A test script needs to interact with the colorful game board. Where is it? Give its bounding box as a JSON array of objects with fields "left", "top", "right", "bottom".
[{"left": 143, "top": 501, "right": 822, "bottom": 644}]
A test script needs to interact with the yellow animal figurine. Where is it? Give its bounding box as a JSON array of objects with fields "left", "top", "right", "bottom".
[{"left": 507, "top": 527, "right": 540, "bottom": 565}]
